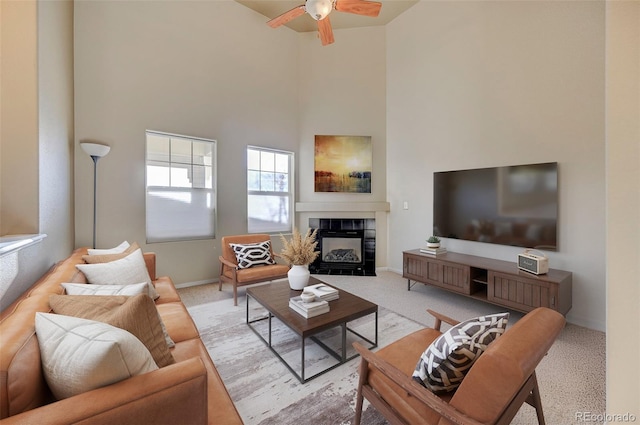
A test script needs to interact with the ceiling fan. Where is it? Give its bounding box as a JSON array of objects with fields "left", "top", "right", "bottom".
[{"left": 267, "top": 0, "right": 382, "bottom": 46}]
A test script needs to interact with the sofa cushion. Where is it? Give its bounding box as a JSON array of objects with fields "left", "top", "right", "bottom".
[
  {"left": 75, "top": 249, "right": 160, "bottom": 299},
  {"left": 81, "top": 242, "right": 140, "bottom": 264},
  {"left": 48, "top": 294, "right": 176, "bottom": 367},
  {"left": 35, "top": 312, "right": 158, "bottom": 400},
  {"left": 62, "top": 282, "right": 148, "bottom": 296},
  {"left": 60, "top": 283, "right": 176, "bottom": 348},
  {"left": 229, "top": 241, "right": 276, "bottom": 269},
  {"left": 87, "top": 241, "right": 130, "bottom": 255},
  {"left": 412, "top": 312, "right": 509, "bottom": 392}
]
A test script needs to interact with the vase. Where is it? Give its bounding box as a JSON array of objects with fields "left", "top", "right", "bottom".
[
  {"left": 288, "top": 264, "right": 310, "bottom": 290},
  {"left": 426, "top": 242, "right": 440, "bottom": 249}
]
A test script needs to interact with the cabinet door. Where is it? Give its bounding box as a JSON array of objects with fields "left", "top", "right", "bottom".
[
  {"left": 404, "top": 253, "right": 469, "bottom": 294},
  {"left": 488, "top": 271, "right": 560, "bottom": 313},
  {"left": 437, "top": 261, "right": 470, "bottom": 294},
  {"left": 403, "top": 253, "right": 431, "bottom": 282}
]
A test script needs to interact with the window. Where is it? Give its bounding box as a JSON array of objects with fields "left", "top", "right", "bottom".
[
  {"left": 145, "top": 131, "right": 216, "bottom": 243},
  {"left": 247, "top": 146, "right": 294, "bottom": 234}
]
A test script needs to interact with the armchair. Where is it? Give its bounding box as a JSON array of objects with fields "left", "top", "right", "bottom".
[
  {"left": 219, "top": 234, "right": 290, "bottom": 306},
  {"left": 353, "top": 307, "right": 565, "bottom": 425}
]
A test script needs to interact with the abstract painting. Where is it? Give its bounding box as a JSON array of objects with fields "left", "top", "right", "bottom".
[{"left": 314, "top": 135, "right": 372, "bottom": 193}]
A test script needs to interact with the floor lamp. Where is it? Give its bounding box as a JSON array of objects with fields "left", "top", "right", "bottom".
[{"left": 80, "top": 142, "right": 111, "bottom": 249}]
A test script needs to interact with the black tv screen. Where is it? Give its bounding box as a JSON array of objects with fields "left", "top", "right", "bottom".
[{"left": 433, "top": 162, "right": 558, "bottom": 251}]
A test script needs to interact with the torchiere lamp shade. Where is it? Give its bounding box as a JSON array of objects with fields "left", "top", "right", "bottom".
[{"left": 80, "top": 142, "right": 111, "bottom": 158}]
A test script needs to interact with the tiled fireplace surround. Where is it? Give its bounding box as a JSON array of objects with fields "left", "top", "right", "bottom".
[{"left": 308, "top": 218, "right": 376, "bottom": 276}]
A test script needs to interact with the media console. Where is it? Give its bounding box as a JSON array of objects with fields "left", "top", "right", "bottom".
[{"left": 403, "top": 249, "right": 572, "bottom": 315}]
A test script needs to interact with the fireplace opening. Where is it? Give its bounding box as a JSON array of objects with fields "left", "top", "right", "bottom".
[
  {"left": 322, "top": 237, "right": 362, "bottom": 263},
  {"left": 309, "top": 218, "right": 376, "bottom": 276}
]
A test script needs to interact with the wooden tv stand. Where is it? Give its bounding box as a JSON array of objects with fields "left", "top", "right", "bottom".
[{"left": 403, "top": 249, "right": 572, "bottom": 315}]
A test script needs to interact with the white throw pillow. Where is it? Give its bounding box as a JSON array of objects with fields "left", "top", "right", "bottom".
[
  {"left": 35, "top": 313, "right": 158, "bottom": 400},
  {"left": 87, "top": 241, "right": 130, "bottom": 255},
  {"left": 75, "top": 249, "right": 159, "bottom": 299},
  {"left": 62, "top": 282, "right": 149, "bottom": 296}
]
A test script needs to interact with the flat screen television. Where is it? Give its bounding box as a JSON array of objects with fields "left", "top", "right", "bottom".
[{"left": 433, "top": 162, "right": 558, "bottom": 251}]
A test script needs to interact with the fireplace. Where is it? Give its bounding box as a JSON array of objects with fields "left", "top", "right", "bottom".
[{"left": 309, "top": 218, "right": 376, "bottom": 276}]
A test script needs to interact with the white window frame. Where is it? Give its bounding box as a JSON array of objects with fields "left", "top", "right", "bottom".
[
  {"left": 145, "top": 130, "right": 217, "bottom": 243},
  {"left": 247, "top": 146, "right": 294, "bottom": 234}
]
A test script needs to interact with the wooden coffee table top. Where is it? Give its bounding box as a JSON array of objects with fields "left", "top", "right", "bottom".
[{"left": 247, "top": 277, "right": 378, "bottom": 338}]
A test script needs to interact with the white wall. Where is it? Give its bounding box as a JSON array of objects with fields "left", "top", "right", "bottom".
[
  {"left": 296, "top": 26, "right": 388, "bottom": 266},
  {"left": 0, "top": 0, "right": 75, "bottom": 310},
  {"left": 74, "top": 1, "right": 300, "bottom": 284},
  {"left": 606, "top": 0, "right": 640, "bottom": 418},
  {"left": 386, "top": 1, "right": 606, "bottom": 330},
  {"left": 1, "top": 0, "right": 39, "bottom": 236}
]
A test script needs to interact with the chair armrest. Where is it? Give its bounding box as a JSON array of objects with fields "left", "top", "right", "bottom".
[
  {"left": 219, "top": 255, "right": 238, "bottom": 269},
  {"left": 0, "top": 358, "right": 208, "bottom": 425},
  {"left": 427, "top": 309, "right": 460, "bottom": 331},
  {"left": 353, "top": 342, "right": 483, "bottom": 425}
]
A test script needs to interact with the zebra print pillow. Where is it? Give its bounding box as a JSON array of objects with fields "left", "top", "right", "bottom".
[
  {"left": 412, "top": 312, "right": 509, "bottom": 393},
  {"left": 230, "top": 241, "right": 276, "bottom": 269}
]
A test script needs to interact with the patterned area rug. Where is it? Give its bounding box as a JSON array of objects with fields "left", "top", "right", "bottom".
[{"left": 188, "top": 299, "right": 425, "bottom": 425}]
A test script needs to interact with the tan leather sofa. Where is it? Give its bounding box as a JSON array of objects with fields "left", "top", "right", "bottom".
[{"left": 0, "top": 248, "right": 243, "bottom": 425}]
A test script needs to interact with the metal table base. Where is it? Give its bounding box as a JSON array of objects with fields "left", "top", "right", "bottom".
[{"left": 246, "top": 294, "right": 378, "bottom": 383}]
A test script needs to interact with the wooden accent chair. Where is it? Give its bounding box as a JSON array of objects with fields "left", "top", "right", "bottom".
[
  {"left": 353, "top": 307, "right": 565, "bottom": 425},
  {"left": 219, "top": 234, "right": 290, "bottom": 306}
]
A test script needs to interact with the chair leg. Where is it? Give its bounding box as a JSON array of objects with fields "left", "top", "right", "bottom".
[
  {"left": 233, "top": 284, "right": 238, "bottom": 307},
  {"left": 530, "top": 372, "right": 546, "bottom": 425},
  {"left": 218, "top": 277, "right": 223, "bottom": 291},
  {"left": 354, "top": 359, "right": 369, "bottom": 425}
]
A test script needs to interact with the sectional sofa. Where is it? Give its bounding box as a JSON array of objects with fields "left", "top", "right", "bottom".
[{"left": 0, "top": 247, "right": 243, "bottom": 424}]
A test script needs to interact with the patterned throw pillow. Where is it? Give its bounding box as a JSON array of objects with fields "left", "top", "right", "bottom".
[
  {"left": 230, "top": 241, "right": 276, "bottom": 269},
  {"left": 412, "top": 312, "right": 509, "bottom": 393}
]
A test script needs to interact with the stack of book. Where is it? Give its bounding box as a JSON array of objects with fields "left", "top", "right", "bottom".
[
  {"left": 304, "top": 283, "right": 340, "bottom": 301},
  {"left": 289, "top": 296, "right": 330, "bottom": 318},
  {"left": 419, "top": 247, "right": 447, "bottom": 256}
]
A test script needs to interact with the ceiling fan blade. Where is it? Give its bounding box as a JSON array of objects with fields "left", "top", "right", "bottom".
[
  {"left": 267, "top": 5, "right": 306, "bottom": 28},
  {"left": 317, "top": 16, "right": 335, "bottom": 46},
  {"left": 334, "top": 0, "right": 382, "bottom": 17}
]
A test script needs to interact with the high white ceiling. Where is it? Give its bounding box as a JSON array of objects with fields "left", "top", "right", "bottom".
[{"left": 236, "top": 0, "right": 418, "bottom": 33}]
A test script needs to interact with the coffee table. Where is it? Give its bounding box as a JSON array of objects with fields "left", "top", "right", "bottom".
[{"left": 246, "top": 277, "right": 378, "bottom": 383}]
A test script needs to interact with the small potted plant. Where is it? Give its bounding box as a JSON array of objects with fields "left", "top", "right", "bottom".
[
  {"left": 280, "top": 228, "right": 320, "bottom": 290},
  {"left": 426, "top": 236, "right": 441, "bottom": 249}
]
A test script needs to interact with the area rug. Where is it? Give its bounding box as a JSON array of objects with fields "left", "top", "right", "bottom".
[{"left": 188, "top": 299, "right": 425, "bottom": 425}]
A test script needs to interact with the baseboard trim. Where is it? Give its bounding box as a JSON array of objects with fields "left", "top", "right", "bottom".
[{"left": 175, "top": 279, "right": 218, "bottom": 289}]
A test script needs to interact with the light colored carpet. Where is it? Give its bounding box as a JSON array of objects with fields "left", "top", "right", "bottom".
[
  {"left": 179, "top": 270, "right": 605, "bottom": 425},
  {"left": 189, "top": 300, "right": 422, "bottom": 424}
]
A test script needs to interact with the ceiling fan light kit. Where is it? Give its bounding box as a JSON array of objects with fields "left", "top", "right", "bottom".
[
  {"left": 267, "top": 0, "right": 382, "bottom": 46},
  {"left": 306, "top": 0, "right": 333, "bottom": 20}
]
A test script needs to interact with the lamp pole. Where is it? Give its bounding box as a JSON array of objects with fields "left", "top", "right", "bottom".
[
  {"left": 90, "top": 155, "right": 99, "bottom": 249},
  {"left": 80, "top": 142, "right": 111, "bottom": 249}
]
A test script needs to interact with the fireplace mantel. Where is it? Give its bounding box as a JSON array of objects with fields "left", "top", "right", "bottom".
[{"left": 296, "top": 202, "right": 390, "bottom": 213}]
